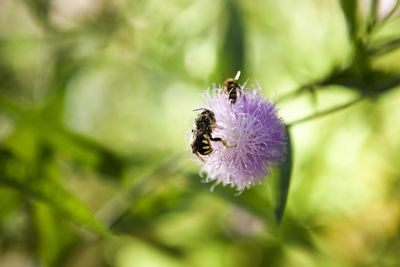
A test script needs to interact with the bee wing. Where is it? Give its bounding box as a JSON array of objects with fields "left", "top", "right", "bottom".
[{"left": 234, "top": 70, "right": 241, "bottom": 81}]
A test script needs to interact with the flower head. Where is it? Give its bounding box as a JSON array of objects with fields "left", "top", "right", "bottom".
[{"left": 192, "top": 79, "right": 287, "bottom": 191}]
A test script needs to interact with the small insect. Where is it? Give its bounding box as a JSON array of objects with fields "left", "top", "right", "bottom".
[
  {"left": 222, "top": 71, "right": 242, "bottom": 104},
  {"left": 194, "top": 108, "right": 216, "bottom": 135},
  {"left": 191, "top": 108, "right": 232, "bottom": 161}
]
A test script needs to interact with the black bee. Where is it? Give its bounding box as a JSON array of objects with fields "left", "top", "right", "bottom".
[
  {"left": 222, "top": 71, "right": 241, "bottom": 104},
  {"left": 191, "top": 108, "right": 231, "bottom": 161}
]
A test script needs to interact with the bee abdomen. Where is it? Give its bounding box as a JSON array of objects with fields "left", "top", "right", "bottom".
[
  {"left": 228, "top": 89, "right": 238, "bottom": 103},
  {"left": 222, "top": 78, "right": 240, "bottom": 104},
  {"left": 199, "top": 146, "right": 213, "bottom": 155}
]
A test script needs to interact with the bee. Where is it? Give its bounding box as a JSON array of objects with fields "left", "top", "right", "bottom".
[
  {"left": 222, "top": 71, "right": 242, "bottom": 104},
  {"left": 191, "top": 108, "right": 231, "bottom": 161}
]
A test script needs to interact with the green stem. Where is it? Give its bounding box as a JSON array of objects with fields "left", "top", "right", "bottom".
[
  {"left": 277, "top": 84, "right": 318, "bottom": 104},
  {"left": 368, "top": 0, "right": 400, "bottom": 38},
  {"left": 287, "top": 95, "right": 364, "bottom": 127}
]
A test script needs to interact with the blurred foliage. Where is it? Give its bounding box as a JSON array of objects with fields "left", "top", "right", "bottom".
[{"left": 0, "top": 0, "right": 400, "bottom": 267}]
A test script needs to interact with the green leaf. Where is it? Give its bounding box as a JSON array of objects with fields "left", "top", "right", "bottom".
[
  {"left": 22, "top": 0, "right": 52, "bottom": 29},
  {"left": 0, "top": 95, "right": 124, "bottom": 179},
  {"left": 368, "top": 37, "right": 400, "bottom": 57},
  {"left": 33, "top": 202, "right": 78, "bottom": 266},
  {"left": 339, "top": 0, "right": 359, "bottom": 42},
  {"left": 274, "top": 126, "right": 293, "bottom": 224},
  {"left": 0, "top": 149, "right": 110, "bottom": 237},
  {"left": 339, "top": 0, "right": 370, "bottom": 78},
  {"left": 218, "top": 0, "right": 246, "bottom": 77},
  {"left": 352, "top": 39, "right": 370, "bottom": 79},
  {"left": 367, "top": 0, "right": 378, "bottom": 33}
]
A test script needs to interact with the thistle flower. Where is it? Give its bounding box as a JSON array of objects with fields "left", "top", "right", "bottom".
[{"left": 192, "top": 78, "right": 287, "bottom": 192}]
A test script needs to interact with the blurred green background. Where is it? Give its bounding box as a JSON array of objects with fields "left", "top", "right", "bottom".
[{"left": 1, "top": 0, "right": 400, "bottom": 266}]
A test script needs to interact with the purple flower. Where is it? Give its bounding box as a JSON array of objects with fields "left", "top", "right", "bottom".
[{"left": 193, "top": 81, "right": 287, "bottom": 192}]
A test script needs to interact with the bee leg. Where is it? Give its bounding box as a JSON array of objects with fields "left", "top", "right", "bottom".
[
  {"left": 209, "top": 123, "right": 225, "bottom": 131},
  {"left": 210, "top": 123, "right": 224, "bottom": 130},
  {"left": 210, "top": 136, "right": 235, "bottom": 148},
  {"left": 209, "top": 123, "right": 217, "bottom": 130},
  {"left": 196, "top": 153, "right": 205, "bottom": 162}
]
